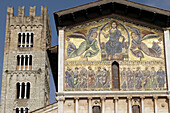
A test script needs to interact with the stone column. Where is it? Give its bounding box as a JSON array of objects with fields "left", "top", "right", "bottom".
[
  {"left": 20, "top": 33, "right": 23, "bottom": 47},
  {"left": 56, "top": 96, "right": 65, "bottom": 113},
  {"left": 101, "top": 97, "right": 105, "bottom": 113},
  {"left": 23, "top": 55, "right": 26, "bottom": 70},
  {"left": 24, "top": 83, "right": 27, "bottom": 99},
  {"left": 25, "top": 33, "right": 27, "bottom": 47},
  {"left": 19, "top": 108, "right": 21, "bottom": 113},
  {"left": 27, "top": 55, "right": 30, "bottom": 70},
  {"left": 167, "top": 96, "right": 170, "bottom": 113},
  {"left": 88, "top": 97, "right": 92, "bottom": 113},
  {"left": 19, "top": 55, "right": 22, "bottom": 70},
  {"left": 29, "top": 33, "right": 31, "bottom": 47},
  {"left": 164, "top": 29, "right": 170, "bottom": 92},
  {"left": 58, "top": 29, "right": 64, "bottom": 92},
  {"left": 127, "top": 96, "right": 132, "bottom": 113},
  {"left": 153, "top": 96, "right": 158, "bottom": 113},
  {"left": 114, "top": 97, "right": 118, "bottom": 113},
  {"left": 75, "top": 97, "right": 79, "bottom": 113},
  {"left": 19, "top": 83, "right": 22, "bottom": 99},
  {"left": 141, "top": 96, "right": 145, "bottom": 113}
]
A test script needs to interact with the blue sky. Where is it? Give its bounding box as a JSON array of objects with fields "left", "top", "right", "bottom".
[{"left": 0, "top": 0, "right": 170, "bottom": 104}]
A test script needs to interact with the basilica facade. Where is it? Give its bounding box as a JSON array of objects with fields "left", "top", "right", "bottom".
[{"left": 53, "top": 0, "right": 170, "bottom": 113}]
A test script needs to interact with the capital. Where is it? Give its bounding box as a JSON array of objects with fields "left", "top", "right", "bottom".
[
  {"left": 74, "top": 97, "right": 79, "bottom": 100},
  {"left": 56, "top": 96, "right": 65, "bottom": 101},
  {"left": 88, "top": 97, "right": 92, "bottom": 100},
  {"left": 127, "top": 96, "right": 132, "bottom": 100},
  {"left": 100, "top": 96, "right": 106, "bottom": 100},
  {"left": 153, "top": 96, "right": 158, "bottom": 100},
  {"left": 140, "top": 96, "right": 145, "bottom": 99},
  {"left": 114, "top": 96, "right": 119, "bottom": 100}
]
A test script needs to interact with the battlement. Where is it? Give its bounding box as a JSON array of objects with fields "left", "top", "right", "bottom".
[{"left": 7, "top": 6, "right": 48, "bottom": 17}]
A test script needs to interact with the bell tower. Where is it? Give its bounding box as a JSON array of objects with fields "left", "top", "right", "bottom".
[{"left": 0, "top": 6, "right": 51, "bottom": 113}]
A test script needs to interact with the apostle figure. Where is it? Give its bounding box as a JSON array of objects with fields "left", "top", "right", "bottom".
[
  {"left": 150, "top": 67, "right": 158, "bottom": 89},
  {"left": 135, "top": 67, "right": 143, "bottom": 89},
  {"left": 157, "top": 67, "right": 165, "bottom": 88},
  {"left": 87, "top": 66, "right": 96, "bottom": 88},
  {"left": 126, "top": 67, "right": 134, "bottom": 89},
  {"left": 65, "top": 67, "right": 74, "bottom": 88},
  {"left": 121, "top": 67, "right": 127, "bottom": 90}
]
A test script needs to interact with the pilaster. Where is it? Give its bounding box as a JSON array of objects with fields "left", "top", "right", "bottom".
[
  {"left": 114, "top": 96, "right": 118, "bottom": 113},
  {"left": 127, "top": 96, "right": 132, "bottom": 113},
  {"left": 167, "top": 96, "right": 170, "bottom": 113},
  {"left": 140, "top": 96, "right": 145, "bottom": 113},
  {"left": 58, "top": 29, "right": 64, "bottom": 92},
  {"left": 88, "top": 97, "right": 92, "bottom": 113},
  {"left": 56, "top": 96, "right": 65, "bottom": 113},
  {"left": 153, "top": 96, "right": 158, "bottom": 113},
  {"left": 101, "top": 97, "right": 105, "bottom": 113},
  {"left": 75, "top": 97, "right": 79, "bottom": 113},
  {"left": 164, "top": 28, "right": 170, "bottom": 92}
]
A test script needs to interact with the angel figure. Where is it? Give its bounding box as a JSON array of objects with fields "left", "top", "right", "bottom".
[
  {"left": 129, "top": 27, "right": 161, "bottom": 60},
  {"left": 66, "top": 27, "right": 99, "bottom": 59}
]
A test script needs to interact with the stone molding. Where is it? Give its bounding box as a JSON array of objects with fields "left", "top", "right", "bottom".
[{"left": 5, "top": 68, "right": 42, "bottom": 75}]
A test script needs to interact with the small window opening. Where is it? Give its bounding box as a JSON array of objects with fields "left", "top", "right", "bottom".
[
  {"left": 25, "top": 108, "right": 28, "bottom": 113},
  {"left": 31, "top": 33, "right": 33, "bottom": 47},
  {"left": 18, "top": 33, "right": 21, "bottom": 47},
  {"left": 16, "top": 83, "right": 20, "bottom": 99},
  {"left": 20, "top": 108, "right": 24, "bottom": 113},
  {"left": 93, "top": 106, "right": 101, "bottom": 113},
  {"left": 112, "top": 61, "right": 119, "bottom": 90},
  {"left": 26, "top": 83, "right": 30, "bottom": 99},
  {"left": 21, "top": 82, "right": 25, "bottom": 99},
  {"left": 132, "top": 105, "right": 140, "bottom": 113},
  {"left": 16, "top": 108, "right": 19, "bottom": 113}
]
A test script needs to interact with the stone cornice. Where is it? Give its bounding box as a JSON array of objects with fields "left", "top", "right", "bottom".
[
  {"left": 56, "top": 90, "right": 169, "bottom": 97},
  {"left": 5, "top": 68, "right": 42, "bottom": 75}
]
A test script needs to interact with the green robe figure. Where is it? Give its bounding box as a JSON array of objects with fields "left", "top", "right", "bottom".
[
  {"left": 150, "top": 67, "right": 158, "bottom": 89},
  {"left": 142, "top": 67, "right": 151, "bottom": 89},
  {"left": 67, "top": 27, "right": 99, "bottom": 59}
]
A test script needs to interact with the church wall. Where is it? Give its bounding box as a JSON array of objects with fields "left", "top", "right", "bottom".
[
  {"left": 143, "top": 98, "right": 154, "bottom": 113},
  {"left": 117, "top": 98, "right": 127, "bottom": 113},
  {"left": 63, "top": 99, "right": 75, "bottom": 113},
  {"left": 78, "top": 99, "right": 88, "bottom": 113},
  {"left": 60, "top": 96, "right": 170, "bottom": 113},
  {"left": 157, "top": 98, "right": 168, "bottom": 113},
  {"left": 105, "top": 99, "right": 114, "bottom": 113}
]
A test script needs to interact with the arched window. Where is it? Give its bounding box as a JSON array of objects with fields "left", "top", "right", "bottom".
[
  {"left": 18, "top": 32, "right": 33, "bottom": 47},
  {"left": 21, "top": 82, "right": 25, "bottom": 99},
  {"left": 16, "top": 82, "right": 31, "bottom": 99},
  {"left": 21, "top": 108, "right": 24, "bottom": 113},
  {"left": 112, "top": 61, "right": 119, "bottom": 90},
  {"left": 17, "top": 55, "right": 32, "bottom": 71},
  {"left": 92, "top": 106, "right": 101, "bottom": 113},
  {"left": 26, "top": 83, "right": 30, "bottom": 99},
  {"left": 16, "top": 108, "right": 29, "bottom": 113},
  {"left": 16, "top": 83, "right": 20, "bottom": 99},
  {"left": 132, "top": 105, "right": 140, "bottom": 113},
  {"left": 16, "top": 108, "right": 19, "bottom": 113},
  {"left": 25, "top": 108, "right": 29, "bottom": 113}
]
